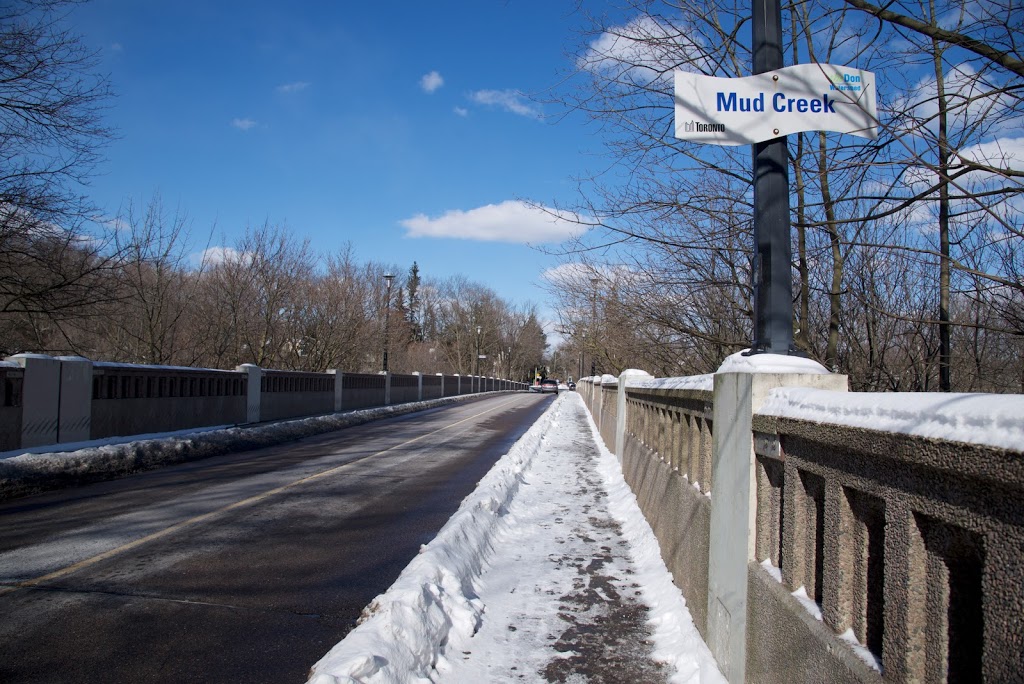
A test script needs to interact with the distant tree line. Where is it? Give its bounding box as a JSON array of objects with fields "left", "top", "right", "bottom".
[
  {"left": 544, "top": 0, "right": 1023, "bottom": 392},
  {"left": 0, "top": 195, "right": 549, "bottom": 379}
]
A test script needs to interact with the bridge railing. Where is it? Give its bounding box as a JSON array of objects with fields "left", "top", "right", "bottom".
[
  {"left": 578, "top": 369, "right": 1023, "bottom": 684},
  {"left": 0, "top": 354, "right": 528, "bottom": 453}
]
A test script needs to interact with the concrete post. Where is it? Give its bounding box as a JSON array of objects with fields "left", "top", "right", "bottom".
[
  {"left": 616, "top": 370, "right": 652, "bottom": 460},
  {"left": 413, "top": 372, "right": 423, "bottom": 402},
  {"left": 236, "top": 364, "right": 261, "bottom": 424},
  {"left": 437, "top": 373, "right": 444, "bottom": 399},
  {"left": 706, "top": 369, "right": 848, "bottom": 683},
  {"left": 384, "top": 371, "right": 392, "bottom": 405},
  {"left": 8, "top": 354, "right": 60, "bottom": 448},
  {"left": 56, "top": 356, "right": 93, "bottom": 443},
  {"left": 329, "top": 370, "right": 343, "bottom": 412}
]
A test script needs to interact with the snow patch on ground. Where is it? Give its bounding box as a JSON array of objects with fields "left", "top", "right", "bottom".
[
  {"left": 760, "top": 387, "right": 1024, "bottom": 451},
  {"left": 307, "top": 393, "right": 725, "bottom": 684},
  {"left": 307, "top": 396, "right": 556, "bottom": 683},
  {"left": 583, "top": 401, "right": 725, "bottom": 684}
]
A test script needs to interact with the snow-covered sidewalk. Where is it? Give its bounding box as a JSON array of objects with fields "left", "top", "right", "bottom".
[{"left": 308, "top": 392, "right": 725, "bottom": 684}]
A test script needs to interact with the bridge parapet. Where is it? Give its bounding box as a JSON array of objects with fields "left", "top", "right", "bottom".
[
  {"left": 578, "top": 367, "right": 1024, "bottom": 684},
  {"left": 0, "top": 355, "right": 528, "bottom": 454}
]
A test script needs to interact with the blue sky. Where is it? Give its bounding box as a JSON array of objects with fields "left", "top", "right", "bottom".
[{"left": 71, "top": 0, "right": 610, "bottom": 335}]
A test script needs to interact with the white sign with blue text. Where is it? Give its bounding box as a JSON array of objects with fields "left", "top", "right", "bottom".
[{"left": 674, "top": 64, "right": 878, "bottom": 146}]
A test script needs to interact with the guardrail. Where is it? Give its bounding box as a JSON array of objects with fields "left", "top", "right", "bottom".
[
  {"left": 578, "top": 367, "right": 1023, "bottom": 684},
  {"left": 0, "top": 354, "right": 529, "bottom": 453}
]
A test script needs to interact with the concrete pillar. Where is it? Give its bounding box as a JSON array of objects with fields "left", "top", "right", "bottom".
[
  {"left": 616, "top": 369, "right": 652, "bottom": 460},
  {"left": 8, "top": 354, "right": 60, "bottom": 448},
  {"left": 236, "top": 364, "right": 261, "bottom": 424},
  {"left": 384, "top": 371, "right": 392, "bottom": 405},
  {"left": 413, "top": 372, "right": 423, "bottom": 402},
  {"left": 56, "top": 356, "right": 92, "bottom": 442},
  {"left": 329, "top": 370, "right": 343, "bottom": 411},
  {"left": 437, "top": 373, "right": 444, "bottom": 399},
  {"left": 706, "top": 368, "right": 847, "bottom": 683},
  {"left": 7, "top": 354, "right": 94, "bottom": 447}
]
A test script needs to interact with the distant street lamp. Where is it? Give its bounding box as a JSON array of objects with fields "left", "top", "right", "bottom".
[
  {"left": 382, "top": 273, "right": 395, "bottom": 372},
  {"left": 590, "top": 278, "right": 599, "bottom": 377},
  {"left": 580, "top": 331, "right": 586, "bottom": 379},
  {"left": 475, "top": 325, "right": 482, "bottom": 391}
]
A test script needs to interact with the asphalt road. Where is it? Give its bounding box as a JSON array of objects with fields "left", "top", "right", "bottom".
[{"left": 0, "top": 392, "right": 553, "bottom": 683}]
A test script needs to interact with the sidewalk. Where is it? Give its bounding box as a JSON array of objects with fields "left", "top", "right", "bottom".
[{"left": 308, "top": 393, "right": 725, "bottom": 683}]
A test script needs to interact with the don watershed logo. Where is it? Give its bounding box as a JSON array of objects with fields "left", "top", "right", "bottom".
[
  {"left": 683, "top": 120, "right": 726, "bottom": 133},
  {"left": 828, "top": 72, "right": 863, "bottom": 92}
]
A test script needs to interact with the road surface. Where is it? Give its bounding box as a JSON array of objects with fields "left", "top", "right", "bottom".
[{"left": 0, "top": 392, "right": 552, "bottom": 683}]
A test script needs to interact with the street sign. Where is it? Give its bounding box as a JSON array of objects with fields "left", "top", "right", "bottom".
[{"left": 674, "top": 64, "right": 878, "bottom": 145}]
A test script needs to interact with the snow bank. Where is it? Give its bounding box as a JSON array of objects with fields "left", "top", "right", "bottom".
[
  {"left": 760, "top": 387, "right": 1024, "bottom": 451},
  {"left": 307, "top": 396, "right": 560, "bottom": 684},
  {"left": 0, "top": 394, "right": 500, "bottom": 502}
]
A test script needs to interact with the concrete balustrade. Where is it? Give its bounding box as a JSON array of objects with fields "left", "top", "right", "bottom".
[
  {"left": 0, "top": 355, "right": 528, "bottom": 453},
  {"left": 579, "top": 368, "right": 1023, "bottom": 684}
]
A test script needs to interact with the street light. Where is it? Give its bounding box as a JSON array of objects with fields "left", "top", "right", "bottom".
[
  {"left": 590, "top": 278, "right": 599, "bottom": 377},
  {"left": 382, "top": 273, "right": 395, "bottom": 372},
  {"left": 475, "top": 325, "right": 482, "bottom": 392},
  {"left": 750, "top": 0, "right": 797, "bottom": 356},
  {"left": 580, "top": 331, "right": 587, "bottom": 379}
]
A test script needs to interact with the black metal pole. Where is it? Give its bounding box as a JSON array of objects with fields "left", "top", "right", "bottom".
[
  {"left": 382, "top": 274, "right": 394, "bottom": 371},
  {"left": 750, "top": 0, "right": 797, "bottom": 355}
]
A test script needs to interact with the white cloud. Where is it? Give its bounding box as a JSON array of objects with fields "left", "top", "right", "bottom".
[
  {"left": 192, "top": 246, "right": 250, "bottom": 267},
  {"left": 110, "top": 42, "right": 123, "bottom": 53},
  {"left": 454, "top": 106, "right": 469, "bottom": 117},
  {"left": 231, "top": 117, "right": 258, "bottom": 131},
  {"left": 468, "top": 90, "right": 541, "bottom": 118},
  {"left": 540, "top": 262, "right": 634, "bottom": 289},
  {"left": 276, "top": 81, "right": 310, "bottom": 94},
  {"left": 400, "top": 201, "right": 586, "bottom": 244},
  {"left": 581, "top": 15, "right": 707, "bottom": 85},
  {"left": 420, "top": 71, "right": 444, "bottom": 93}
]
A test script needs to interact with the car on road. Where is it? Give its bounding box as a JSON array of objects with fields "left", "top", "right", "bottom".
[
  {"left": 540, "top": 379, "right": 559, "bottom": 393},
  {"left": 567, "top": 381, "right": 576, "bottom": 391}
]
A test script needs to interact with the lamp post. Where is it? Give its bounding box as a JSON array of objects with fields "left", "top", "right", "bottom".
[
  {"left": 507, "top": 346, "right": 512, "bottom": 381},
  {"left": 581, "top": 331, "right": 587, "bottom": 379},
  {"left": 749, "top": 0, "right": 797, "bottom": 356},
  {"left": 382, "top": 273, "right": 395, "bottom": 372},
  {"left": 475, "top": 325, "right": 482, "bottom": 392},
  {"left": 590, "top": 278, "right": 599, "bottom": 377}
]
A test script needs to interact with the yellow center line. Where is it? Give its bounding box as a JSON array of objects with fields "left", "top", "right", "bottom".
[{"left": 1, "top": 395, "right": 526, "bottom": 596}]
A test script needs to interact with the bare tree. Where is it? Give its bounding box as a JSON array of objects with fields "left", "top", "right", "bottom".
[{"left": 0, "top": 0, "right": 116, "bottom": 347}]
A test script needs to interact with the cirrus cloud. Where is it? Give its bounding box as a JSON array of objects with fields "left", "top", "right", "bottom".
[
  {"left": 276, "top": 81, "right": 310, "bottom": 94},
  {"left": 230, "top": 117, "right": 257, "bottom": 131},
  {"left": 400, "top": 200, "right": 587, "bottom": 244},
  {"left": 468, "top": 89, "right": 541, "bottom": 118}
]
